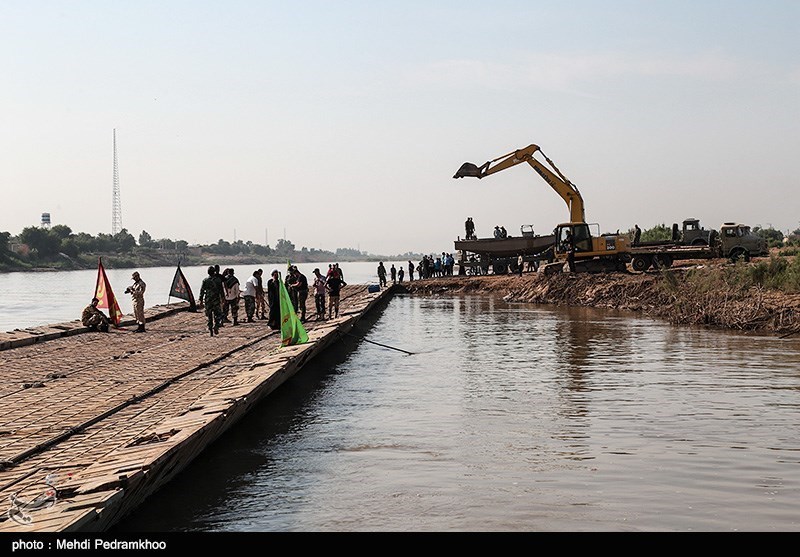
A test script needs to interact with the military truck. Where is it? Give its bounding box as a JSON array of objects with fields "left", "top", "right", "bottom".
[
  {"left": 635, "top": 218, "right": 717, "bottom": 248},
  {"left": 630, "top": 222, "right": 768, "bottom": 271}
]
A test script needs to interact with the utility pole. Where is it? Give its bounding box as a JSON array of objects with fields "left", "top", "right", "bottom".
[{"left": 111, "top": 129, "right": 122, "bottom": 235}]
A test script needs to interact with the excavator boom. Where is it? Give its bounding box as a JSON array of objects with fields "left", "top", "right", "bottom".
[
  {"left": 453, "top": 143, "right": 630, "bottom": 275},
  {"left": 454, "top": 144, "right": 586, "bottom": 223}
]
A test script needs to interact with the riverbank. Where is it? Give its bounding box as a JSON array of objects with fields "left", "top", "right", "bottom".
[{"left": 404, "top": 260, "right": 800, "bottom": 337}]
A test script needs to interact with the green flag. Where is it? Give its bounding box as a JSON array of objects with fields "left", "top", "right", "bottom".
[{"left": 279, "top": 276, "right": 308, "bottom": 347}]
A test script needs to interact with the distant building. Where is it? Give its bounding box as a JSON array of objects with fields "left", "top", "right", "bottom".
[{"left": 10, "top": 242, "right": 29, "bottom": 256}]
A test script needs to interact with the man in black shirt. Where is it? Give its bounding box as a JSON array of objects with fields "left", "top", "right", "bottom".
[
  {"left": 326, "top": 273, "right": 345, "bottom": 319},
  {"left": 295, "top": 268, "right": 309, "bottom": 322}
]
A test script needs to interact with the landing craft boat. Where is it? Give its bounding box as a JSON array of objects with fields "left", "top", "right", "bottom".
[{"left": 455, "top": 225, "right": 556, "bottom": 275}]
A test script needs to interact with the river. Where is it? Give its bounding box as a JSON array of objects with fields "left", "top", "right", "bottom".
[
  {"left": 101, "top": 294, "right": 800, "bottom": 532},
  {"left": 3, "top": 265, "right": 798, "bottom": 531}
]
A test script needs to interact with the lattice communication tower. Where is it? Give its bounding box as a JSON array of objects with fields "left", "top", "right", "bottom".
[{"left": 111, "top": 129, "right": 122, "bottom": 235}]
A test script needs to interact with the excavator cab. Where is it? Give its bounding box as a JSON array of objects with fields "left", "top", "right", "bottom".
[
  {"left": 555, "top": 224, "right": 599, "bottom": 254},
  {"left": 552, "top": 223, "right": 630, "bottom": 273}
]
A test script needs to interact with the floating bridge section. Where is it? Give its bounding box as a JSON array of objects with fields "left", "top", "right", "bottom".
[{"left": 0, "top": 284, "right": 394, "bottom": 532}]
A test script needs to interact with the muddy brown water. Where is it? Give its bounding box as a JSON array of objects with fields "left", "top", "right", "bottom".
[{"left": 112, "top": 294, "right": 800, "bottom": 532}]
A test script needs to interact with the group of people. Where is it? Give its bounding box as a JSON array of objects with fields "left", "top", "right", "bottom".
[
  {"left": 82, "top": 264, "right": 349, "bottom": 338},
  {"left": 465, "top": 217, "right": 509, "bottom": 241},
  {"left": 419, "top": 253, "right": 455, "bottom": 278},
  {"left": 464, "top": 217, "right": 476, "bottom": 240},
  {"left": 197, "top": 266, "right": 264, "bottom": 335},
  {"left": 493, "top": 225, "right": 508, "bottom": 239},
  {"left": 376, "top": 254, "right": 457, "bottom": 286},
  {"left": 197, "top": 264, "right": 346, "bottom": 337}
]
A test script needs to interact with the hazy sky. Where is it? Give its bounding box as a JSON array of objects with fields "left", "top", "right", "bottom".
[{"left": 2, "top": 1, "right": 798, "bottom": 255}]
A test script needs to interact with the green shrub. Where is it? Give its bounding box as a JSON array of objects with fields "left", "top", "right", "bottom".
[{"left": 735, "top": 255, "right": 800, "bottom": 292}]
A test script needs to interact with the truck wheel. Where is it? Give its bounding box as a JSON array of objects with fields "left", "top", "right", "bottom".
[
  {"left": 729, "top": 248, "right": 750, "bottom": 262},
  {"left": 493, "top": 262, "right": 507, "bottom": 275},
  {"left": 631, "top": 256, "right": 650, "bottom": 272},
  {"left": 654, "top": 254, "right": 673, "bottom": 268},
  {"left": 691, "top": 238, "right": 707, "bottom": 246}
]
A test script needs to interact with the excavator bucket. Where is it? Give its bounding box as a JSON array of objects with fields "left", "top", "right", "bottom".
[{"left": 453, "top": 162, "right": 483, "bottom": 179}]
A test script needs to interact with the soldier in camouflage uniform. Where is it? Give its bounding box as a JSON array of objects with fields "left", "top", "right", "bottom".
[
  {"left": 125, "top": 271, "right": 147, "bottom": 332},
  {"left": 212, "top": 265, "right": 226, "bottom": 324},
  {"left": 81, "top": 297, "right": 110, "bottom": 332},
  {"left": 199, "top": 266, "right": 225, "bottom": 336}
]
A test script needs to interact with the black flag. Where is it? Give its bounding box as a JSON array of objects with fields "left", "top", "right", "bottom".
[{"left": 169, "top": 264, "right": 197, "bottom": 311}]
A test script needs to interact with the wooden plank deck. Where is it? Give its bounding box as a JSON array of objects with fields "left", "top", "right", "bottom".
[{"left": 0, "top": 284, "right": 394, "bottom": 532}]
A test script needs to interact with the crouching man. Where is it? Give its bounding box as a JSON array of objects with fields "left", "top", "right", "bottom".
[{"left": 82, "top": 297, "right": 110, "bottom": 332}]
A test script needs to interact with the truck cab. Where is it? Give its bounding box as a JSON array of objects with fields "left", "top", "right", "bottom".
[
  {"left": 719, "top": 223, "right": 768, "bottom": 261},
  {"left": 681, "top": 218, "right": 714, "bottom": 246}
]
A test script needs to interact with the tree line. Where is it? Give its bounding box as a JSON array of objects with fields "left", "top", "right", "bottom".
[{"left": 1, "top": 225, "right": 409, "bottom": 271}]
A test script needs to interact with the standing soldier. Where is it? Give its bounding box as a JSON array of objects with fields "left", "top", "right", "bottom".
[
  {"left": 312, "top": 268, "right": 327, "bottom": 321},
  {"left": 326, "top": 271, "right": 344, "bottom": 319},
  {"left": 408, "top": 260, "right": 415, "bottom": 282},
  {"left": 224, "top": 268, "right": 241, "bottom": 326},
  {"left": 211, "top": 265, "right": 225, "bottom": 325},
  {"left": 377, "top": 262, "right": 387, "bottom": 287},
  {"left": 221, "top": 269, "right": 233, "bottom": 323},
  {"left": 125, "top": 271, "right": 147, "bottom": 333},
  {"left": 294, "top": 267, "right": 309, "bottom": 322},
  {"left": 199, "top": 266, "right": 224, "bottom": 336},
  {"left": 243, "top": 270, "right": 259, "bottom": 322},
  {"left": 285, "top": 266, "right": 300, "bottom": 312},
  {"left": 255, "top": 269, "right": 267, "bottom": 320}
]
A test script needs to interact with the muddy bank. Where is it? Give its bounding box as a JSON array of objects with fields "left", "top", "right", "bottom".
[{"left": 403, "top": 264, "right": 800, "bottom": 337}]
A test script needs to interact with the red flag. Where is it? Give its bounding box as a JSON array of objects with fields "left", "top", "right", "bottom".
[
  {"left": 94, "top": 258, "right": 123, "bottom": 326},
  {"left": 169, "top": 263, "right": 197, "bottom": 311}
]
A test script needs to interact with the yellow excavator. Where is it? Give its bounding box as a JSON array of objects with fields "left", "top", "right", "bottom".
[{"left": 453, "top": 144, "right": 630, "bottom": 274}]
